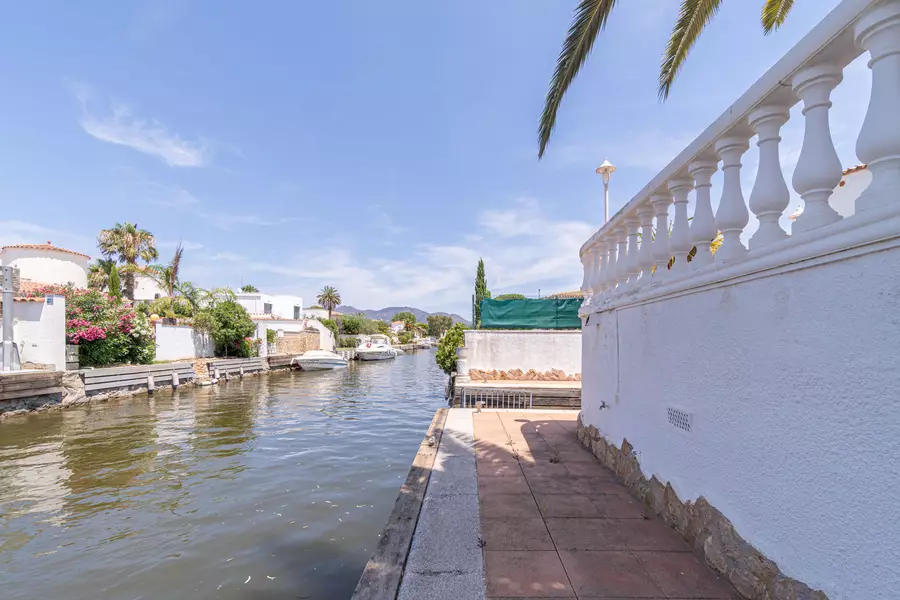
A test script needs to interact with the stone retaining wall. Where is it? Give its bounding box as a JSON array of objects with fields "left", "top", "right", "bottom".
[{"left": 576, "top": 415, "right": 828, "bottom": 600}]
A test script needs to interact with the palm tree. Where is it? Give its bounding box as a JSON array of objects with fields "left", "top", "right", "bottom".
[
  {"left": 240, "top": 284, "right": 259, "bottom": 293},
  {"left": 87, "top": 258, "right": 117, "bottom": 290},
  {"left": 317, "top": 286, "right": 341, "bottom": 319},
  {"left": 97, "top": 223, "right": 159, "bottom": 301},
  {"left": 538, "top": 0, "right": 797, "bottom": 157},
  {"left": 143, "top": 244, "right": 184, "bottom": 316}
]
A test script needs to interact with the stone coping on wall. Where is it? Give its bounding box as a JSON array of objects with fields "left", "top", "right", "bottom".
[{"left": 576, "top": 414, "right": 829, "bottom": 600}]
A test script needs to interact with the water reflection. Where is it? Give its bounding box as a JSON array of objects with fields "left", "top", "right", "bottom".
[{"left": 0, "top": 351, "right": 445, "bottom": 600}]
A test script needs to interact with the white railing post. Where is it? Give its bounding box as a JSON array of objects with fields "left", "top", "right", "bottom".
[
  {"left": 688, "top": 159, "right": 718, "bottom": 267},
  {"left": 791, "top": 64, "right": 843, "bottom": 232},
  {"left": 624, "top": 216, "right": 641, "bottom": 290},
  {"left": 604, "top": 235, "right": 618, "bottom": 293},
  {"left": 580, "top": 249, "right": 595, "bottom": 306},
  {"left": 637, "top": 203, "right": 656, "bottom": 284},
  {"left": 855, "top": 0, "right": 900, "bottom": 214},
  {"left": 651, "top": 192, "right": 673, "bottom": 279},
  {"left": 590, "top": 241, "right": 607, "bottom": 298},
  {"left": 748, "top": 105, "right": 791, "bottom": 248},
  {"left": 714, "top": 136, "right": 750, "bottom": 261},
  {"left": 615, "top": 227, "right": 629, "bottom": 290},
  {"left": 667, "top": 178, "right": 694, "bottom": 275}
]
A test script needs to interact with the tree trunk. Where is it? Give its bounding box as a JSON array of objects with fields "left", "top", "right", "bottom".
[{"left": 124, "top": 271, "right": 135, "bottom": 301}]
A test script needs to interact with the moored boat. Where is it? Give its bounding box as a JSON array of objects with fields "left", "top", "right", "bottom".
[
  {"left": 293, "top": 350, "right": 349, "bottom": 370},
  {"left": 356, "top": 335, "right": 398, "bottom": 361}
]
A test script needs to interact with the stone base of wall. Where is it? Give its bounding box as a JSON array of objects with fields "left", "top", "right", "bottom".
[
  {"left": 576, "top": 415, "right": 828, "bottom": 600},
  {"left": 275, "top": 331, "right": 320, "bottom": 354},
  {"left": 468, "top": 368, "right": 581, "bottom": 382}
]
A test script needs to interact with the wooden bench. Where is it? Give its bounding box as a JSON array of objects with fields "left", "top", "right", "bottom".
[
  {"left": 206, "top": 357, "right": 267, "bottom": 380},
  {"left": 0, "top": 370, "right": 64, "bottom": 401},
  {"left": 81, "top": 363, "right": 196, "bottom": 396}
]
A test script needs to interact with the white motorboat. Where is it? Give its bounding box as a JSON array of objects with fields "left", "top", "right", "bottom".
[
  {"left": 356, "top": 335, "right": 398, "bottom": 361},
  {"left": 293, "top": 350, "right": 349, "bottom": 371}
]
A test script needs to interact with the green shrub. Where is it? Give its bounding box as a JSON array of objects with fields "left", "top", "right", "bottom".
[
  {"left": 337, "top": 336, "right": 358, "bottom": 349},
  {"left": 206, "top": 300, "right": 257, "bottom": 357},
  {"left": 435, "top": 323, "right": 466, "bottom": 375},
  {"left": 266, "top": 328, "right": 276, "bottom": 344},
  {"left": 398, "top": 331, "right": 413, "bottom": 344},
  {"left": 494, "top": 293, "right": 527, "bottom": 301}
]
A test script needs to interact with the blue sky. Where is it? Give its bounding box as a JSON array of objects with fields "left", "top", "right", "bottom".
[{"left": 0, "top": 0, "right": 867, "bottom": 315}]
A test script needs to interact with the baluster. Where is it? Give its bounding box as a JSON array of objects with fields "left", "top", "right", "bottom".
[
  {"left": 615, "top": 227, "right": 629, "bottom": 290},
  {"left": 748, "top": 105, "right": 791, "bottom": 248},
  {"left": 580, "top": 248, "right": 595, "bottom": 305},
  {"left": 650, "top": 193, "right": 673, "bottom": 279},
  {"left": 624, "top": 216, "right": 641, "bottom": 290},
  {"left": 667, "top": 178, "right": 693, "bottom": 274},
  {"left": 688, "top": 159, "right": 718, "bottom": 267},
  {"left": 855, "top": 0, "right": 900, "bottom": 213},
  {"left": 606, "top": 232, "right": 619, "bottom": 291},
  {"left": 637, "top": 203, "right": 656, "bottom": 284},
  {"left": 791, "top": 64, "right": 843, "bottom": 232},
  {"left": 590, "top": 241, "right": 607, "bottom": 298},
  {"left": 714, "top": 136, "right": 750, "bottom": 261}
]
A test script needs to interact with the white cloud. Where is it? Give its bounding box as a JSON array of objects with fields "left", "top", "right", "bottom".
[
  {"left": 195, "top": 198, "right": 592, "bottom": 315},
  {"left": 158, "top": 239, "right": 204, "bottom": 251},
  {"left": 73, "top": 83, "right": 211, "bottom": 168}
]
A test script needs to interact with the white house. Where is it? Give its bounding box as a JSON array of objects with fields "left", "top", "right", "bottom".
[
  {"left": 235, "top": 292, "right": 304, "bottom": 320},
  {"left": 133, "top": 272, "right": 166, "bottom": 302},
  {"left": 789, "top": 164, "right": 870, "bottom": 224},
  {"left": 0, "top": 242, "right": 90, "bottom": 288},
  {"left": 390, "top": 320, "right": 405, "bottom": 334}
]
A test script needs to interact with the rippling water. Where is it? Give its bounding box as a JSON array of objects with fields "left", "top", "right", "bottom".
[{"left": 0, "top": 351, "right": 446, "bottom": 600}]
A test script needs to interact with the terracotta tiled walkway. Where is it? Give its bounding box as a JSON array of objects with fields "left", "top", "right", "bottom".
[{"left": 473, "top": 411, "right": 737, "bottom": 599}]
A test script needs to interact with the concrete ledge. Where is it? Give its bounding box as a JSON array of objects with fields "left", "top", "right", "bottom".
[{"left": 351, "top": 408, "right": 449, "bottom": 600}]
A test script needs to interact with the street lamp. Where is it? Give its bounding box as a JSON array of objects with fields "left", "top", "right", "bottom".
[{"left": 595, "top": 158, "right": 616, "bottom": 224}]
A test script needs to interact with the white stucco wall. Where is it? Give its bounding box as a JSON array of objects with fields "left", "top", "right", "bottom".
[
  {"left": 830, "top": 168, "right": 871, "bottom": 218},
  {"left": 580, "top": 245, "right": 900, "bottom": 599},
  {"left": 154, "top": 323, "right": 214, "bottom": 361},
  {"left": 256, "top": 318, "right": 334, "bottom": 352},
  {"left": 236, "top": 293, "right": 303, "bottom": 319},
  {"left": 0, "top": 295, "right": 66, "bottom": 370},
  {"left": 133, "top": 274, "right": 166, "bottom": 302},
  {"left": 0, "top": 248, "right": 89, "bottom": 288},
  {"left": 463, "top": 330, "right": 581, "bottom": 374},
  {"left": 303, "top": 307, "right": 330, "bottom": 319}
]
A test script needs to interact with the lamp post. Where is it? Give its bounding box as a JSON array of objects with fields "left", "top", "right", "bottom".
[{"left": 596, "top": 158, "right": 616, "bottom": 224}]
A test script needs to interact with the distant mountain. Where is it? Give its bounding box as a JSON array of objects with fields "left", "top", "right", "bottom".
[{"left": 337, "top": 305, "right": 470, "bottom": 327}]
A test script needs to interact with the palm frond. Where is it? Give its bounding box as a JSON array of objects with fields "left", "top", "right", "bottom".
[
  {"left": 761, "top": 0, "right": 794, "bottom": 34},
  {"left": 658, "top": 0, "right": 722, "bottom": 100},
  {"left": 538, "top": 0, "right": 619, "bottom": 158}
]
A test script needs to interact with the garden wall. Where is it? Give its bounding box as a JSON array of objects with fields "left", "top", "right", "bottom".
[
  {"left": 154, "top": 323, "right": 214, "bottom": 361},
  {"left": 0, "top": 295, "right": 66, "bottom": 370}
]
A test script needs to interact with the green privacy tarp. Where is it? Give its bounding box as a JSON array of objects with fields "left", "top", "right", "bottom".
[{"left": 480, "top": 298, "right": 582, "bottom": 330}]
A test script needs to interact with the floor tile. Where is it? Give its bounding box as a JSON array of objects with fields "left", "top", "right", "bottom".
[
  {"left": 479, "top": 474, "right": 532, "bottom": 495},
  {"left": 480, "top": 493, "right": 542, "bottom": 519},
  {"left": 481, "top": 517, "right": 555, "bottom": 551},
  {"left": 574, "top": 477, "right": 633, "bottom": 496},
  {"left": 398, "top": 571, "right": 485, "bottom": 600},
  {"left": 545, "top": 518, "right": 627, "bottom": 550},
  {"left": 524, "top": 476, "right": 577, "bottom": 496},
  {"left": 558, "top": 550, "right": 662, "bottom": 598},
  {"left": 478, "top": 461, "right": 524, "bottom": 477},
  {"left": 406, "top": 494, "right": 482, "bottom": 573},
  {"left": 520, "top": 463, "right": 570, "bottom": 479},
  {"left": 636, "top": 551, "right": 737, "bottom": 598},
  {"left": 562, "top": 462, "right": 615, "bottom": 478},
  {"left": 534, "top": 493, "right": 603, "bottom": 518},
  {"left": 589, "top": 493, "right": 647, "bottom": 519},
  {"left": 606, "top": 519, "right": 691, "bottom": 552},
  {"left": 484, "top": 550, "right": 574, "bottom": 598}
]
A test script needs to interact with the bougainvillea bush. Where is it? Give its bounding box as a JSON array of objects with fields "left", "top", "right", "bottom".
[{"left": 28, "top": 284, "right": 155, "bottom": 367}]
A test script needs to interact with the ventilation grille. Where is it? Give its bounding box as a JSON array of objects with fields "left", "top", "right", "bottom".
[{"left": 667, "top": 407, "right": 692, "bottom": 432}]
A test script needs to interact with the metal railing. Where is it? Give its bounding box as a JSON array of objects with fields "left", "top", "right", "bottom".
[{"left": 461, "top": 387, "right": 533, "bottom": 410}]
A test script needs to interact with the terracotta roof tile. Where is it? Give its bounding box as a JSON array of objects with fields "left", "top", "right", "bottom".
[
  {"left": 548, "top": 290, "right": 584, "bottom": 299},
  {"left": 1, "top": 242, "right": 91, "bottom": 259},
  {"left": 842, "top": 164, "right": 867, "bottom": 175}
]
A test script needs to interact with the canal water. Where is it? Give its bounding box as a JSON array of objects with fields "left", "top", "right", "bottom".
[{"left": 0, "top": 351, "right": 446, "bottom": 600}]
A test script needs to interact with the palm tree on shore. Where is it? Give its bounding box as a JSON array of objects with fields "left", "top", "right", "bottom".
[
  {"left": 317, "top": 286, "right": 341, "bottom": 319},
  {"left": 144, "top": 244, "right": 184, "bottom": 316},
  {"left": 87, "top": 258, "right": 117, "bottom": 290},
  {"left": 538, "top": 0, "right": 798, "bottom": 157},
  {"left": 97, "top": 222, "right": 158, "bottom": 301}
]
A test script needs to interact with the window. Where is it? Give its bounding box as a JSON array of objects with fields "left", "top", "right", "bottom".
[
  {"left": 264, "top": 302, "right": 272, "bottom": 315},
  {"left": 294, "top": 306, "right": 300, "bottom": 320},
  {"left": 154, "top": 293, "right": 161, "bottom": 299}
]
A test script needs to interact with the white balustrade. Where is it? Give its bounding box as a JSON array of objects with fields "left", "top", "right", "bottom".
[
  {"left": 714, "top": 136, "right": 750, "bottom": 261},
  {"left": 637, "top": 204, "right": 656, "bottom": 283},
  {"left": 855, "top": 0, "right": 900, "bottom": 214},
  {"left": 688, "top": 159, "right": 718, "bottom": 267},
  {"left": 576, "top": 0, "right": 893, "bottom": 311},
  {"left": 791, "top": 63, "right": 844, "bottom": 233},
  {"left": 667, "top": 178, "right": 694, "bottom": 274},
  {"left": 748, "top": 105, "right": 791, "bottom": 248},
  {"left": 650, "top": 193, "right": 673, "bottom": 279},
  {"left": 624, "top": 216, "right": 641, "bottom": 289}
]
